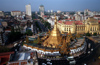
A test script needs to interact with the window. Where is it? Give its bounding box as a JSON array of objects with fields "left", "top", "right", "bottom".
[
  {"left": 95, "top": 27, "right": 96, "bottom": 31},
  {"left": 65, "top": 28, "right": 66, "bottom": 31},
  {"left": 67, "top": 28, "right": 68, "bottom": 31},
  {"left": 93, "top": 27, "right": 94, "bottom": 31},
  {"left": 90, "top": 27, "right": 92, "bottom": 31}
]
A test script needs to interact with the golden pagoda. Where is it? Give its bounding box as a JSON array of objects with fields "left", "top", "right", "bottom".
[{"left": 43, "top": 16, "right": 61, "bottom": 48}]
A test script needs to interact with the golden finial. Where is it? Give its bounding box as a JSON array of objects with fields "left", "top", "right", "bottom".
[{"left": 55, "top": 14, "right": 57, "bottom": 24}]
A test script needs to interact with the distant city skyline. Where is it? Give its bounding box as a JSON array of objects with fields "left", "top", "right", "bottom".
[{"left": 0, "top": 0, "right": 100, "bottom": 12}]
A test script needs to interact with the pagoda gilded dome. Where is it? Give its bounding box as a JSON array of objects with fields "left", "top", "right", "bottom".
[{"left": 43, "top": 16, "right": 61, "bottom": 48}]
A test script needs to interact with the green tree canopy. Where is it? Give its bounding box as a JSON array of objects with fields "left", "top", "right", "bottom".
[
  {"left": 44, "top": 21, "right": 51, "bottom": 29},
  {"left": 25, "top": 30, "right": 33, "bottom": 36},
  {"left": 86, "top": 32, "right": 91, "bottom": 36},
  {"left": 93, "top": 32, "right": 97, "bottom": 36}
]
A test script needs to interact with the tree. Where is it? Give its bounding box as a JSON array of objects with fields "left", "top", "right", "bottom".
[
  {"left": 76, "top": 33, "right": 81, "bottom": 38},
  {"left": 47, "top": 30, "right": 51, "bottom": 35},
  {"left": 6, "top": 31, "right": 23, "bottom": 45},
  {"left": 26, "top": 36, "right": 29, "bottom": 43},
  {"left": 35, "top": 22, "right": 42, "bottom": 31},
  {"left": 37, "top": 36, "right": 41, "bottom": 44},
  {"left": 25, "top": 30, "right": 33, "bottom": 36},
  {"left": 93, "top": 32, "right": 97, "bottom": 36},
  {"left": 86, "top": 32, "right": 91, "bottom": 36},
  {"left": 0, "top": 46, "right": 10, "bottom": 53},
  {"left": 44, "top": 21, "right": 51, "bottom": 29}
]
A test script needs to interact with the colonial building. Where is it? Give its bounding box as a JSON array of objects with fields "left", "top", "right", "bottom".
[
  {"left": 0, "top": 11, "right": 4, "bottom": 17},
  {"left": 74, "top": 14, "right": 84, "bottom": 21},
  {"left": 57, "top": 17, "right": 100, "bottom": 34},
  {"left": 11, "top": 11, "right": 21, "bottom": 16}
]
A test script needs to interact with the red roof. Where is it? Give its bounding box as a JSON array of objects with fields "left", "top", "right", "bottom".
[
  {"left": 43, "top": 15, "right": 48, "bottom": 17},
  {"left": 0, "top": 52, "right": 14, "bottom": 56},
  {"left": 58, "top": 20, "right": 83, "bottom": 25},
  {"left": 0, "top": 52, "right": 14, "bottom": 65},
  {"left": 5, "top": 29, "right": 11, "bottom": 32},
  {"left": 12, "top": 11, "right": 21, "bottom": 12},
  {"left": 94, "top": 15, "right": 100, "bottom": 17},
  {"left": 33, "top": 19, "right": 39, "bottom": 20},
  {"left": 65, "top": 18, "right": 74, "bottom": 20},
  {"left": 98, "top": 20, "right": 100, "bottom": 24}
]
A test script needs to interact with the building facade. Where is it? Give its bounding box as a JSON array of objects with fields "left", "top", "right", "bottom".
[
  {"left": 39, "top": 5, "right": 44, "bottom": 16},
  {"left": 74, "top": 14, "right": 83, "bottom": 21},
  {"left": 11, "top": 11, "right": 21, "bottom": 16},
  {"left": 0, "top": 11, "right": 4, "bottom": 17},
  {"left": 26, "top": 4, "right": 32, "bottom": 16},
  {"left": 57, "top": 17, "right": 100, "bottom": 34}
]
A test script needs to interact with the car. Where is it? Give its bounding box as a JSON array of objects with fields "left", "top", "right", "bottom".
[
  {"left": 67, "top": 56, "right": 74, "bottom": 61},
  {"left": 69, "top": 60, "right": 76, "bottom": 65}
]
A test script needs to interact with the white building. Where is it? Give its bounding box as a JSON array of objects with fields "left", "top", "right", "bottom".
[
  {"left": 47, "top": 19, "right": 54, "bottom": 26},
  {"left": 57, "top": 10, "right": 61, "bottom": 14},
  {"left": 51, "top": 10, "right": 53, "bottom": 13},
  {"left": 48, "top": 10, "right": 50, "bottom": 13},
  {"left": 84, "top": 9, "right": 90, "bottom": 16},
  {"left": 26, "top": 4, "right": 32, "bottom": 16}
]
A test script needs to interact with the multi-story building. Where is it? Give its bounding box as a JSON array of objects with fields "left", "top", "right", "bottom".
[
  {"left": 39, "top": 5, "right": 44, "bottom": 16},
  {"left": 94, "top": 15, "right": 100, "bottom": 20},
  {"left": 74, "top": 14, "right": 83, "bottom": 21},
  {"left": 0, "top": 32, "right": 8, "bottom": 45},
  {"left": 0, "top": 11, "right": 4, "bottom": 17},
  {"left": 84, "top": 9, "right": 90, "bottom": 16},
  {"left": 1, "top": 22, "right": 8, "bottom": 28},
  {"left": 57, "top": 17, "right": 100, "bottom": 34},
  {"left": 57, "top": 10, "right": 61, "bottom": 14},
  {"left": 84, "top": 9, "right": 94, "bottom": 16},
  {"left": 11, "top": 11, "right": 21, "bottom": 16},
  {"left": 7, "top": 52, "right": 35, "bottom": 65},
  {"left": 26, "top": 4, "right": 32, "bottom": 16},
  {"left": 47, "top": 18, "right": 55, "bottom": 26},
  {"left": 0, "top": 32, "right": 4, "bottom": 45}
]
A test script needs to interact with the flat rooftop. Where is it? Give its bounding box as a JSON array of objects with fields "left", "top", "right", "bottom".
[
  {"left": 9, "top": 51, "right": 35, "bottom": 62},
  {"left": 70, "top": 38, "right": 84, "bottom": 48}
]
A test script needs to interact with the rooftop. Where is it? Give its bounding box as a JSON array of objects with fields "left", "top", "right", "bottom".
[
  {"left": 70, "top": 38, "right": 84, "bottom": 48},
  {"left": 11, "top": 11, "right": 21, "bottom": 12},
  {"left": 10, "top": 51, "right": 34, "bottom": 62},
  {"left": 58, "top": 20, "right": 83, "bottom": 25},
  {"left": 94, "top": 15, "right": 100, "bottom": 17}
]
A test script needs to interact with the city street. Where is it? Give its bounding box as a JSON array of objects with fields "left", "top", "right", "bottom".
[{"left": 76, "top": 37, "right": 100, "bottom": 65}]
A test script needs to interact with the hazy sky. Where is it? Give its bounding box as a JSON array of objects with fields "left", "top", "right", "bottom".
[{"left": 0, "top": 0, "right": 100, "bottom": 11}]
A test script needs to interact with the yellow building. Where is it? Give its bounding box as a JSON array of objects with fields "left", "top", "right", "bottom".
[{"left": 57, "top": 17, "right": 100, "bottom": 34}]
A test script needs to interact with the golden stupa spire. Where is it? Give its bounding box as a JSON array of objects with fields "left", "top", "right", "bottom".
[
  {"left": 43, "top": 15, "right": 61, "bottom": 48},
  {"left": 55, "top": 15, "right": 57, "bottom": 24},
  {"left": 50, "top": 15, "right": 60, "bottom": 36}
]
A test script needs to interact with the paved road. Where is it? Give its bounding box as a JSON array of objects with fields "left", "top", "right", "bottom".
[
  {"left": 76, "top": 37, "right": 100, "bottom": 65},
  {"left": 34, "top": 14, "right": 48, "bottom": 32}
]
